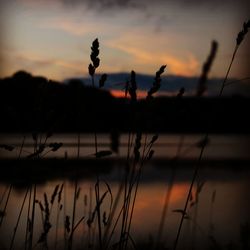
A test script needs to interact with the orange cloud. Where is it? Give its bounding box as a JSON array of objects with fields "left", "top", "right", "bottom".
[
  {"left": 1, "top": 51, "right": 86, "bottom": 80},
  {"left": 41, "top": 19, "right": 94, "bottom": 37},
  {"left": 161, "top": 54, "right": 199, "bottom": 76},
  {"left": 107, "top": 34, "right": 200, "bottom": 77}
]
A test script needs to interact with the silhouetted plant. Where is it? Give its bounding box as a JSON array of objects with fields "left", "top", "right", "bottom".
[
  {"left": 128, "top": 70, "right": 137, "bottom": 103},
  {"left": 196, "top": 41, "right": 218, "bottom": 96},
  {"left": 0, "top": 21, "right": 249, "bottom": 250},
  {"left": 173, "top": 40, "right": 218, "bottom": 250},
  {"left": 9, "top": 187, "right": 29, "bottom": 250},
  {"left": 174, "top": 19, "right": 249, "bottom": 250},
  {"left": 219, "top": 19, "right": 250, "bottom": 96},
  {"left": 147, "top": 65, "right": 167, "bottom": 100},
  {"left": 0, "top": 184, "right": 12, "bottom": 227}
]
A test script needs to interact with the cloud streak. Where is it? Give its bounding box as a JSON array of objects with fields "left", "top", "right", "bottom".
[
  {"left": 41, "top": 18, "right": 101, "bottom": 37},
  {"left": 13, "top": 0, "right": 249, "bottom": 12},
  {"left": 59, "top": 0, "right": 249, "bottom": 12},
  {"left": 107, "top": 36, "right": 200, "bottom": 76},
  {"left": 1, "top": 50, "right": 86, "bottom": 80}
]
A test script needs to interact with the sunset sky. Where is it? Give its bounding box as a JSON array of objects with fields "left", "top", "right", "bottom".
[{"left": 0, "top": 0, "right": 249, "bottom": 81}]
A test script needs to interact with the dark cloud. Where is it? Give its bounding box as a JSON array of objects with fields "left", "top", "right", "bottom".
[
  {"left": 59, "top": 0, "right": 249, "bottom": 11},
  {"left": 60, "top": 0, "right": 144, "bottom": 11}
]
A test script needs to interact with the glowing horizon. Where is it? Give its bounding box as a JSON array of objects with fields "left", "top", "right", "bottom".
[{"left": 0, "top": 0, "right": 249, "bottom": 81}]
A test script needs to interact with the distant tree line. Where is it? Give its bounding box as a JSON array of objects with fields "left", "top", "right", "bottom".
[{"left": 0, "top": 71, "right": 249, "bottom": 133}]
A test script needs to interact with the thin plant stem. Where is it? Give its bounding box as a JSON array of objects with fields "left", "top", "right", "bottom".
[
  {"left": 173, "top": 135, "right": 207, "bottom": 250},
  {"left": 106, "top": 183, "right": 139, "bottom": 250},
  {"left": 0, "top": 185, "right": 9, "bottom": 207},
  {"left": 87, "top": 187, "right": 93, "bottom": 249},
  {"left": 95, "top": 179, "right": 103, "bottom": 250},
  {"left": 125, "top": 140, "right": 153, "bottom": 250},
  {"left": 24, "top": 187, "right": 32, "bottom": 250},
  {"left": 91, "top": 75, "right": 98, "bottom": 155},
  {"left": 156, "top": 136, "right": 184, "bottom": 249},
  {"left": 71, "top": 216, "right": 85, "bottom": 234},
  {"left": 105, "top": 201, "right": 124, "bottom": 249},
  {"left": 208, "top": 190, "right": 216, "bottom": 238},
  {"left": 64, "top": 182, "right": 67, "bottom": 249},
  {"left": 156, "top": 169, "right": 176, "bottom": 249},
  {"left": 191, "top": 184, "right": 199, "bottom": 250},
  {"left": 224, "top": 77, "right": 250, "bottom": 86},
  {"left": 18, "top": 135, "right": 26, "bottom": 158},
  {"left": 91, "top": 72, "right": 102, "bottom": 249},
  {"left": 103, "top": 180, "right": 124, "bottom": 249},
  {"left": 68, "top": 107, "right": 82, "bottom": 250},
  {"left": 55, "top": 202, "right": 61, "bottom": 250},
  {"left": 0, "top": 184, "right": 12, "bottom": 227},
  {"left": 106, "top": 165, "right": 142, "bottom": 250},
  {"left": 77, "top": 133, "right": 80, "bottom": 158},
  {"left": 9, "top": 187, "right": 29, "bottom": 250},
  {"left": 219, "top": 45, "right": 238, "bottom": 96},
  {"left": 105, "top": 141, "right": 152, "bottom": 250},
  {"left": 156, "top": 135, "right": 184, "bottom": 249},
  {"left": 173, "top": 36, "right": 244, "bottom": 249},
  {"left": 28, "top": 184, "right": 36, "bottom": 250},
  {"left": 117, "top": 86, "right": 134, "bottom": 250},
  {"left": 119, "top": 132, "right": 133, "bottom": 250},
  {"left": 68, "top": 179, "right": 78, "bottom": 250},
  {"left": 121, "top": 159, "right": 136, "bottom": 250}
]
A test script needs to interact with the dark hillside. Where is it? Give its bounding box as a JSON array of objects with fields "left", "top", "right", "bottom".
[{"left": 0, "top": 71, "right": 249, "bottom": 133}]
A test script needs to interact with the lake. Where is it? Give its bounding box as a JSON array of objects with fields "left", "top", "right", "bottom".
[{"left": 0, "top": 133, "right": 249, "bottom": 250}]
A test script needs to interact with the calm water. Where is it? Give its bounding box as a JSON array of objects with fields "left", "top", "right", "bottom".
[
  {"left": 0, "top": 134, "right": 249, "bottom": 249},
  {"left": 0, "top": 133, "right": 250, "bottom": 160}
]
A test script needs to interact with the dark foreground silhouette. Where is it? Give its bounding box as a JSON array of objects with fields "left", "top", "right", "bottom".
[{"left": 0, "top": 70, "right": 250, "bottom": 133}]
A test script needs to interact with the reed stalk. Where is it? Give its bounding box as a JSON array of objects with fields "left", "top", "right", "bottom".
[
  {"left": 18, "top": 135, "right": 26, "bottom": 158},
  {"left": 0, "top": 185, "right": 9, "bottom": 207},
  {"left": 174, "top": 20, "right": 249, "bottom": 249},
  {"left": 208, "top": 190, "right": 216, "bottom": 239},
  {"left": 0, "top": 184, "right": 12, "bottom": 227},
  {"left": 9, "top": 187, "right": 29, "bottom": 250},
  {"left": 95, "top": 179, "right": 103, "bottom": 250},
  {"left": 28, "top": 184, "right": 36, "bottom": 250},
  {"left": 173, "top": 40, "right": 218, "bottom": 250},
  {"left": 55, "top": 184, "right": 64, "bottom": 250},
  {"left": 156, "top": 135, "right": 184, "bottom": 249},
  {"left": 24, "top": 187, "right": 32, "bottom": 250},
  {"left": 173, "top": 137, "right": 207, "bottom": 250},
  {"left": 126, "top": 136, "right": 158, "bottom": 248},
  {"left": 67, "top": 180, "right": 78, "bottom": 250}
]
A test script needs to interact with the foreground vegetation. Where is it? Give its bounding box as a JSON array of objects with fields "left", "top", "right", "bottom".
[{"left": 0, "top": 20, "right": 249, "bottom": 250}]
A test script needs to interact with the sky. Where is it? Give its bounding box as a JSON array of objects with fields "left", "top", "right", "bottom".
[{"left": 0, "top": 0, "right": 249, "bottom": 81}]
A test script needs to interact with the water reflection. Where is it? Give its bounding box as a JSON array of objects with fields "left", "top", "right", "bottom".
[
  {"left": 1, "top": 133, "right": 250, "bottom": 160},
  {"left": 0, "top": 134, "right": 249, "bottom": 249},
  {"left": 0, "top": 163, "right": 249, "bottom": 249}
]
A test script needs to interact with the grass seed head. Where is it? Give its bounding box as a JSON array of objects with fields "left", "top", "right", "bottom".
[
  {"left": 196, "top": 41, "right": 218, "bottom": 96},
  {"left": 128, "top": 70, "right": 137, "bottom": 102},
  {"left": 88, "top": 64, "right": 95, "bottom": 76},
  {"left": 58, "top": 184, "right": 64, "bottom": 203},
  {"left": 65, "top": 215, "right": 71, "bottom": 233},
  {"left": 90, "top": 38, "right": 100, "bottom": 70},
  {"left": 49, "top": 142, "right": 63, "bottom": 151},
  {"left": 177, "top": 87, "right": 185, "bottom": 97},
  {"left": 147, "top": 150, "right": 154, "bottom": 160},
  {"left": 36, "top": 200, "right": 44, "bottom": 212},
  {"left": 44, "top": 193, "right": 50, "bottom": 217},
  {"left": 51, "top": 184, "right": 60, "bottom": 204},
  {"left": 236, "top": 20, "right": 250, "bottom": 45},
  {"left": 99, "top": 73, "right": 107, "bottom": 88},
  {"left": 147, "top": 65, "right": 166, "bottom": 99}
]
